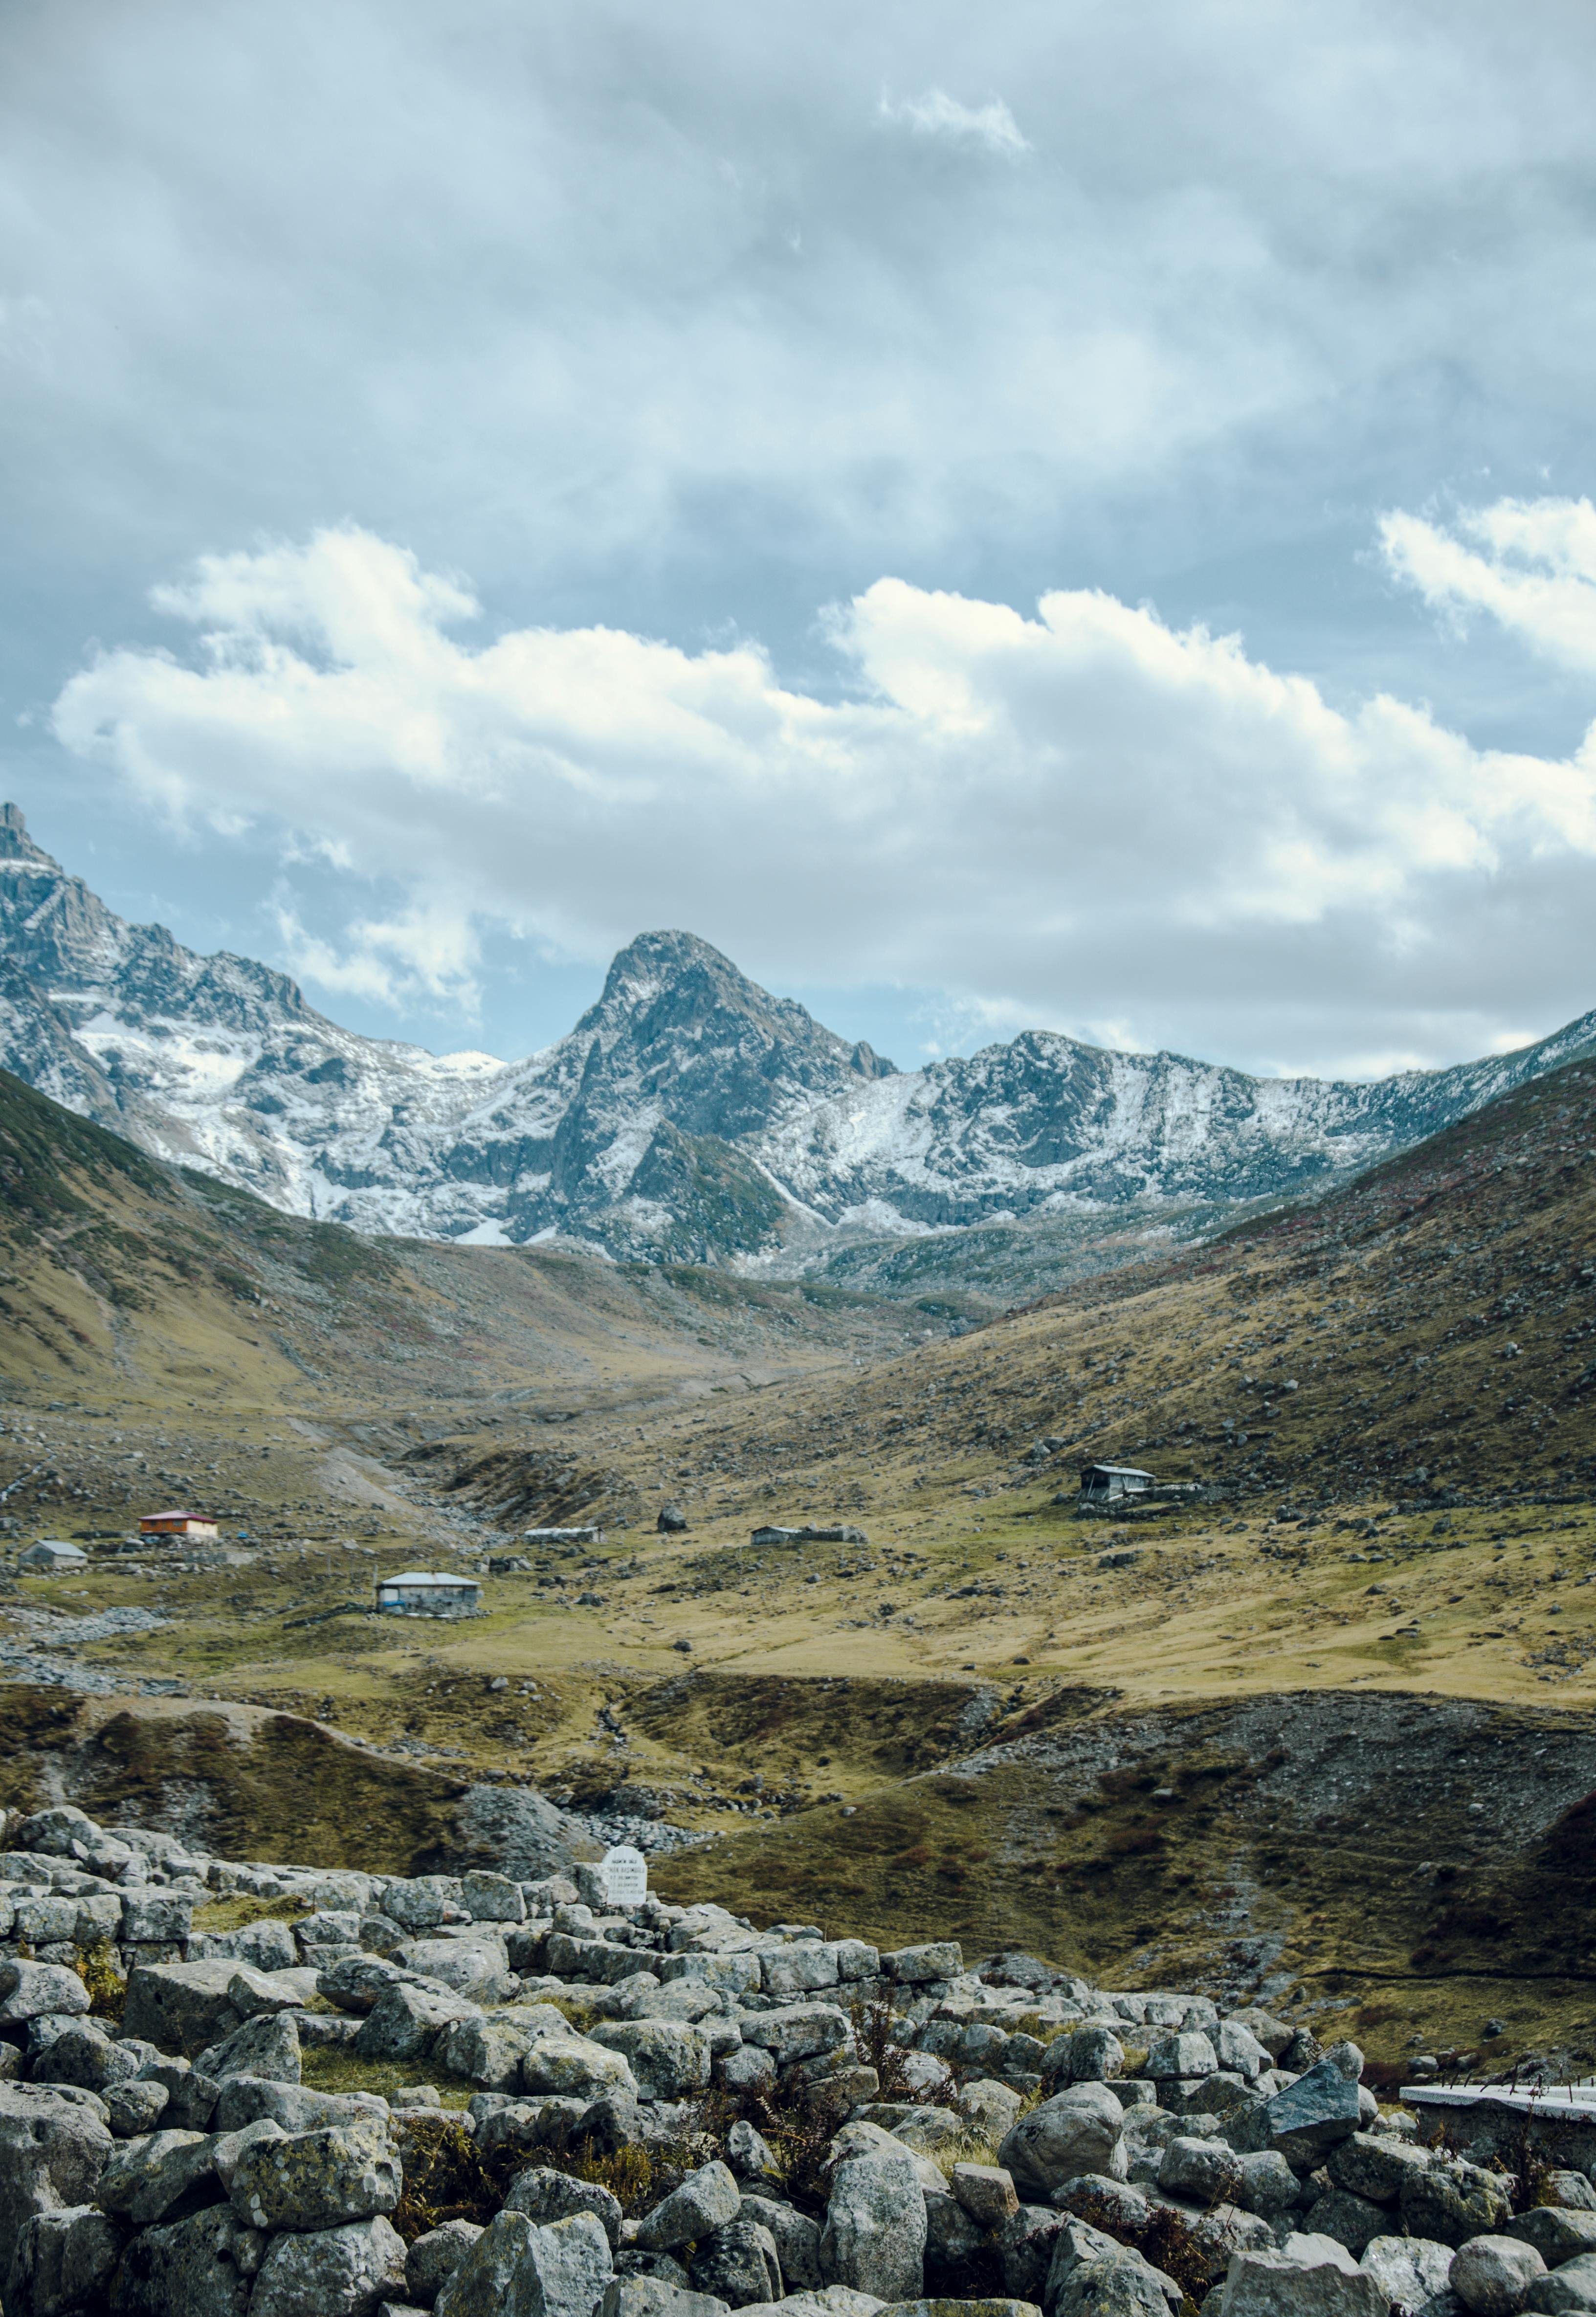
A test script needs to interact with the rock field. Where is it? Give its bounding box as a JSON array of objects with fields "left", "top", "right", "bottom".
[{"left": 0, "top": 1804, "right": 1592, "bottom": 2316}]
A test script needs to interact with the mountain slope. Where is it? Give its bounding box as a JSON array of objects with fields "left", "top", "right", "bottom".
[
  {"left": 0, "top": 1065, "right": 928, "bottom": 1416},
  {"left": 5, "top": 802, "right": 1595, "bottom": 1276}
]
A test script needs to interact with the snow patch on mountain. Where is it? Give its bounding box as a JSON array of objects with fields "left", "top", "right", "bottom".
[{"left": 3, "top": 801, "right": 1595, "bottom": 1271}]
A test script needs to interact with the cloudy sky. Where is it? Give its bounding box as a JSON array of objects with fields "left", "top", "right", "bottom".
[{"left": 8, "top": 0, "right": 1596, "bottom": 1081}]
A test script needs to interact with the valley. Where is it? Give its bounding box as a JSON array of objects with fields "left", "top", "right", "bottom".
[{"left": 2, "top": 1040, "right": 1596, "bottom": 2095}]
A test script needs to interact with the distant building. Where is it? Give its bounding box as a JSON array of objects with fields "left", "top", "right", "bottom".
[
  {"left": 750, "top": 1523, "right": 869, "bottom": 1547},
  {"left": 19, "top": 1539, "right": 89, "bottom": 1570},
  {"left": 1078, "top": 1463, "right": 1155, "bottom": 1504},
  {"left": 139, "top": 1509, "right": 219, "bottom": 1540},
  {"left": 522, "top": 1527, "right": 601, "bottom": 1544},
  {"left": 375, "top": 1570, "right": 483, "bottom": 1618}
]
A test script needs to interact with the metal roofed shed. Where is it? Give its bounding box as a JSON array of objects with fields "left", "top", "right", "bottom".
[
  {"left": 19, "top": 1539, "right": 90, "bottom": 1570},
  {"left": 376, "top": 1570, "right": 483, "bottom": 1618},
  {"left": 1078, "top": 1463, "right": 1156, "bottom": 1503}
]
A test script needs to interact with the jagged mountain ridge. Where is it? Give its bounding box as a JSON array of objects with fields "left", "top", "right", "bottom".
[{"left": 3, "top": 801, "right": 1594, "bottom": 1270}]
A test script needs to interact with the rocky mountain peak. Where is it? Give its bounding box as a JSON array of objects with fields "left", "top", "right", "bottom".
[
  {"left": 2, "top": 802, "right": 1594, "bottom": 1279},
  {"left": 0, "top": 803, "right": 54, "bottom": 867},
  {"left": 585, "top": 928, "right": 896, "bottom": 1080}
]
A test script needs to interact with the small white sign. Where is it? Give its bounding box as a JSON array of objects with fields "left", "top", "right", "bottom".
[{"left": 602, "top": 1843, "right": 648, "bottom": 1908}]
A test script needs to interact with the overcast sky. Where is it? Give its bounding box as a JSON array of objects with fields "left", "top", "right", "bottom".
[{"left": 7, "top": 0, "right": 1596, "bottom": 1080}]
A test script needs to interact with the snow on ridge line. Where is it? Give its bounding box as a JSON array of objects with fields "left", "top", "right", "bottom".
[{"left": 3, "top": 809, "right": 1595, "bottom": 1262}]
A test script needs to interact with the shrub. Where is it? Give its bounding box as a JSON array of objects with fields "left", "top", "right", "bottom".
[{"left": 72, "top": 1940, "right": 126, "bottom": 2022}]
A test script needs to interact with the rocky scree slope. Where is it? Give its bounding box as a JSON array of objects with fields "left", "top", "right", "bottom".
[
  {"left": 0, "top": 1796, "right": 1587, "bottom": 2317},
  {"left": 5, "top": 802, "right": 1596, "bottom": 1274}
]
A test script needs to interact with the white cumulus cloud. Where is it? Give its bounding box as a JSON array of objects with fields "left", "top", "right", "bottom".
[
  {"left": 1381, "top": 495, "right": 1596, "bottom": 677},
  {"left": 878, "top": 88, "right": 1030, "bottom": 157},
  {"left": 48, "top": 524, "right": 1596, "bottom": 1073}
]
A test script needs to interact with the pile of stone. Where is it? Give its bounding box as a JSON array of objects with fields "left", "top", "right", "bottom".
[{"left": 0, "top": 1802, "right": 1592, "bottom": 2316}]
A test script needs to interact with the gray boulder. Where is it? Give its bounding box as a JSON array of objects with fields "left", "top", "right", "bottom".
[
  {"left": 600, "top": 2285, "right": 729, "bottom": 2317},
  {"left": 951, "top": 2164, "right": 1021, "bottom": 2227},
  {"left": 463, "top": 1872, "right": 527, "bottom": 1924},
  {"left": 0, "top": 1963, "right": 90, "bottom": 2026},
  {"left": 1053, "top": 2266, "right": 1168, "bottom": 2316},
  {"left": 923, "top": 2187, "right": 988, "bottom": 2274},
  {"left": 519, "top": 2036, "right": 638, "bottom": 2104},
  {"left": 1507, "top": 2212, "right": 1596, "bottom": 2268},
  {"left": 249, "top": 2215, "right": 409, "bottom": 2317},
  {"left": 229, "top": 2117, "right": 400, "bottom": 2231},
  {"left": 122, "top": 1962, "right": 244, "bottom": 2058},
  {"left": 121, "top": 1893, "right": 194, "bottom": 1946},
  {"left": 1145, "top": 2031, "right": 1217, "bottom": 2081},
  {"left": 997, "top": 2206, "right": 1066, "bottom": 2302},
  {"left": 1361, "top": 2236, "right": 1456, "bottom": 2315},
  {"left": 638, "top": 2161, "right": 743, "bottom": 2252},
  {"left": 356, "top": 1984, "right": 482, "bottom": 2064},
  {"left": 0, "top": 2084, "right": 114, "bottom": 2241},
  {"left": 106, "top": 2203, "right": 264, "bottom": 2317},
  {"left": 727, "top": 2119, "right": 781, "bottom": 2183},
  {"left": 383, "top": 1880, "right": 458, "bottom": 1933},
  {"left": 436, "top": 2209, "right": 614, "bottom": 2317},
  {"left": 1264, "top": 2061, "right": 1363, "bottom": 2172},
  {"left": 395, "top": 1939, "right": 514, "bottom": 2006},
  {"left": 107, "top": 2081, "right": 171, "bottom": 2138},
  {"left": 98, "top": 2129, "right": 221, "bottom": 2227},
  {"left": 1234, "top": 2151, "right": 1299, "bottom": 2220},
  {"left": 689, "top": 2220, "right": 782, "bottom": 2308},
  {"left": 448, "top": 1782, "right": 586, "bottom": 1884},
  {"left": 742, "top": 2195, "right": 822, "bottom": 2290},
  {"left": 1159, "top": 2137, "right": 1241, "bottom": 2204},
  {"left": 323, "top": 1957, "right": 421, "bottom": 2013},
  {"left": 1043, "top": 2028, "right": 1125, "bottom": 2088},
  {"left": 32, "top": 2020, "right": 140, "bottom": 2095},
  {"left": 1220, "top": 2244, "right": 1391, "bottom": 2312},
  {"left": 1046, "top": 2221, "right": 1171, "bottom": 2317},
  {"left": 5, "top": 2203, "right": 124, "bottom": 2317},
  {"left": 196, "top": 2010, "right": 302, "bottom": 2086},
  {"left": 190, "top": 1920, "right": 298, "bottom": 1974},
  {"left": 407, "top": 2219, "right": 486, "bottom": 2308},
  {"left": 1542, "top": 2176, "right": 1596, "bottom": 2213},
  {"left": 476, "top": 2098, "right": 589, "bottom": 2159},
  {"left": 212, "top": 2077, "right": 388, "bottom": 2133},
  {"left": 1329, "top": 2136, "right": 1435, "bottom": 2209},
  {"left": 820, "top": 2151, "right": 927, "bottom": 2302},
  {"left": 505, "top": 2166, "right": 625, "bottom": 2247},
  {"left": 590, "top": 2022, "right": 711, "bottom": 2100},
  {"left": 1308, "top": 2190, "right": 1390, "bottom": 2258},
  {"left": 740, "top": 2006, "right": 851, "bottom": 2066},
  {"left": 998, "top": 2085, "right": 1127, "bottom": 2199},
  {"left": 1401, "top": 2167, "right": 1512, "bottom": 2251},
  {"left": 1448, "top": 2237, "right": 1545, "bottom": 2316},
  {"left": 135, "top": 2057, "right": 219, "bottom": 2133},
  {"left": 210, "top": 2116, "right": 288, "bottom": 2191},
  {"left": 434, "top": 2017, "right": 535, "bottom": 2093},
  {"left": 1215, "top": 2024, "right": 1270, "bottom": 2081},
  {"left": 1525, "top": 2254, "right": 1596, "bottom": 2313}
]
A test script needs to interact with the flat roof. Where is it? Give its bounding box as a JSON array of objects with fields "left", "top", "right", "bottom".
[{"left": 377, "top": 1571, "right": 481, "bottom": 1588}]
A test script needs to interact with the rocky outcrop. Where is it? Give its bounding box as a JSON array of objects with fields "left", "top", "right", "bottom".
[{"left": 4, "top": 1797, "right": 1596, "bottom": 2317}]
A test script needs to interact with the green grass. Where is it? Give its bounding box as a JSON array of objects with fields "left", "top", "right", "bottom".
[{"left": 300, "top": 2041, "right": 474, "bottom": 2108}]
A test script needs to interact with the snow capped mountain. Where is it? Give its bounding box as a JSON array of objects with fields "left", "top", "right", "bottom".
[{"left": 3, "top": 801, "right": 1593, "bottom": 1271}]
